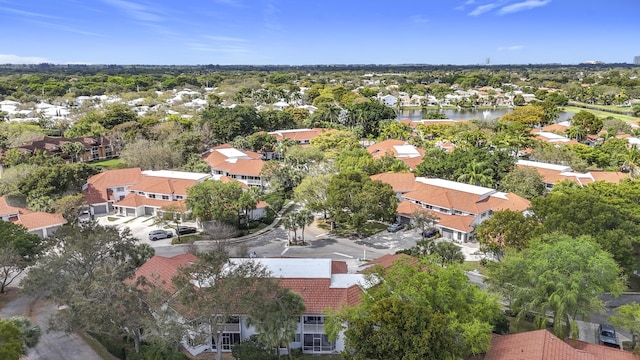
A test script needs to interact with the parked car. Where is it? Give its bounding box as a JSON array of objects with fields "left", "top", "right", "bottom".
[
  {"left": 176, "top": 226, "right": 198, "bottom": 235},
  {"left": 387, "top": 222, "right": 404, "bottom": 232},
  {"left": 148, "top": 229, "right": 173, "bottom": 241},
  {"left": 422, "top": 229, "right": 438, "bottom": 238},
  {"left": 597, "top": 324, "right": 620, "bottom": 349}
]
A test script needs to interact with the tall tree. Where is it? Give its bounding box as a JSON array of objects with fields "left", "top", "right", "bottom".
[
  {"left": 0, "top": 221, "right": 43, "bottom": 294},
  {"left": 326, "top": 257, "right": 502, "bottom": 359},
  {"left": 21, "top": 222, "right": 155, "bottom": 352},
  {"left": 186, "top": 180, "right": 244, "bottom": 226},
  {"left": 293, "top": 174, "right": 333, "bottom": 218},
  {"left": 294, "top": 208, "right": 314, "bottom": 244},
  {"left": 474, "top": 210, "right": 541, "bottom": 259},
  {"left": 172, "top": 251, "right": 278, "bottom": 360},
  {"left": 500, "top": 167, "right": 546, "bottom": 200},
  {"left": 61, "top": 141, "right": 86, "bottom": 163},
  {"left": 486, "top": 234, "right": 625, "bottom": 339},
  {"left": 457, "top": 160, "right": 494, "bottom": 187},
  {"left": 247, "top": 289, "right": 306, "bottom": 359}
]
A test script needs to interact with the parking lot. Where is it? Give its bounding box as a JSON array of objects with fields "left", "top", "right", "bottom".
[{"left": 95, "top": 214, "right": 199, "bottom": 247}]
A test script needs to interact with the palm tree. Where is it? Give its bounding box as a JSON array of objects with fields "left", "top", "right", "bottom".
[
  {"left": 617, "top": 145, "right": 640, "bottom": 179},
  {"left": 294, "top": 208, "right": 314, "bottom": 245},
  {"left": 281, "top": 215, "right": 295, "bottom": 246},
  {"left": 457, "top": 161, "right": 494, "bottom": 187}
]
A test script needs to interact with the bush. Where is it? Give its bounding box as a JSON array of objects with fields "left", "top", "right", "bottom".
[
  {"left": 264, "top": 191, "right": 285, "bottom": 212},
  {"left": 232, "top": 335, "right": 277, "bottom": 360},
  {"left": 88, "top": 332, "right": 126, "bottom": 359},
  {"left": 261, "top": 207, "right": 277, "bottom": 225},
  {"left": 127, "top": 344, "right": 189, "bottom": 360}
]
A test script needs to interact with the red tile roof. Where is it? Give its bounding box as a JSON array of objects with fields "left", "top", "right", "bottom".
[
  {"left": 360, "top": 254, "right": 414, "bottom": 271},
  {"left": 130, "top": 254, "right": 198, "bottom": 296},
  {"left": 370, "top": 173, "right": 417, "bottom": 193},
  {"left": 84, "top": 168, "right": 143, "bottom": 204},
  {"left": 486, "top": 329, "right": 640, "bottom": 360},
  {"left": 114, "top": 193, "right": 187, "bottom": 210},
  {"left": 281, "top": 278, "right": 362, "bottom": 313},
  {"left": 485, "top": 330, "right": 583, "bottom": 360},
  {"left": 269, "top": 128, "right": 333, "bottom": 143},
  {"left": 1, "top": 196, "right": 66, "bottom": 231},
  {"left": 128, "top": 176, "right": 197, "bottom": 196}
]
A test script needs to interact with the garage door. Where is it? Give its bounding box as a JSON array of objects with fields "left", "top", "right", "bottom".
[
  {"left": 126, "top": 208, "right": 136, "bottom": 217},
  {"left": 144, "top": 207, "right": 155, "bottom": 216},
  {"left": 93, "top": 204, "right": 107, "bottom": 214}
]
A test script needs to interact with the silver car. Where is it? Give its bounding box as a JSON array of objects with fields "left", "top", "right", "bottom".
[{"left": 148, "top": 229, "right": 173, "bottom": 241}]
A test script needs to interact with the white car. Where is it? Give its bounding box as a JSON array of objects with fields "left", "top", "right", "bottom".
[{"left": 148, "top": 229, "right": 173, "bottom": 241}]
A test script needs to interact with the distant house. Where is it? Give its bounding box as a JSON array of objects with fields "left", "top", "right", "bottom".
[
  {"left": 268, "top": 128, "right": 333, "bottom": 146},
  {"left": 0, "top": 196, "right": 66, "bottom": 238},
  {"left": 366, "top": 139, "right": 425, "bottom": 170},
  {"left": 373, "top": 177, "right": 530, "bottom": 243},
  {"left": 517, "top": 160, "right": 628, "bottom": 190},
  {"left": 131, "top": 256, "right": 369, "bottom": 356},
  {"left": 2, "top": 135, "right": 118, "bottom": 164},
  {"left": 379, "top": 94, "right": 398, "bottom": 107},
  {"left": 202, "top": 144, "right": 266, "bottom": 188}
]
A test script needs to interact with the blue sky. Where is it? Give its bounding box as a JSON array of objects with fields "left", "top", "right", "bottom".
[{"left": 0, "top": 0, "right": 638, "bottom": 65}]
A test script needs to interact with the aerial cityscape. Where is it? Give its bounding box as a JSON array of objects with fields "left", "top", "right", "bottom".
[{"left": 1, "top": 1, "right": 640, "bottom": 360}]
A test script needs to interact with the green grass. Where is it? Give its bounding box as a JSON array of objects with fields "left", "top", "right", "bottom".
[
  {"left": 79, "top": 332, "right": 120, "bottom": 360},
  {"left": 460, "top": 260, "right": 489, "bottom": 276},
  {"left": 107, "top": 217, "right": 119, "bottom": 222},
  {"left": 562, "top": 106, "right": 638, "bottom": 122},
  {"left": 171, "top": 233, "right": 203, "bottom": 245},
  {"left": 330, "top": 221, "right": 387, "bottom": 238},
  {"left": 298, "top": 355, "right": 342, "bottom": 360},
  {"left": 90, "top": 158, "right": 125, "bottom": 170}
]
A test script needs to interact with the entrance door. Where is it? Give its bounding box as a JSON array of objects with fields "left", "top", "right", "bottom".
[{"left": 313, "top": 337, "right": 321, "bottom": 353}]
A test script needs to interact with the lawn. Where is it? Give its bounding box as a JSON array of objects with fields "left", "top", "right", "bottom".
[
  {"left": 90, "top": 158, "right": 125, "bottom": 170},
  {"left": 460, "top": 260, "right": 489, "bottom": 276},
  {"left": 562, "top": 106, "right": 638, "bottom": 122},
  {"left": 322, "top": 220, "right": 387, "bottom": 238}
]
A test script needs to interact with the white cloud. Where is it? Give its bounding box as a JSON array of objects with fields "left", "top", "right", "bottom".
[
  {"left": 498, "top": 45, "right": 524, "bottom": 51},
  {"left": 411, "top": 15, "right": 429, "bottom": 24},
  {"left": 101, "top": 0, "right": 162, "bottom": 22},
  {"left": 468, "top": 3, "right": 498, "bottom": 16},
  {"left": 0, "top": 54, "right": 51, "bottom": 64},
  {"left": 0, "top": 6, "right": 62, "bottom": 19},
  {"left": 205, "top": 35, "right": 248, "bottom": 42},
  {"left": 498, "top": 0, "right": 551, "bottom": 15}
]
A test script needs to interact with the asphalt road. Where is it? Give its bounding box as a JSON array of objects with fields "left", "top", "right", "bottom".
[{"left": 0, "top": 294, "right": 101, "bottom": 360}]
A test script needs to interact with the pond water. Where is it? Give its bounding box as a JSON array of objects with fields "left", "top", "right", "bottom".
[{"left": 397, "top": 108, "right": 574, "bottom": 123}]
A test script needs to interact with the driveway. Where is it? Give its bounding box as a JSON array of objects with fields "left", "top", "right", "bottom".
[
  {"left": 96, "top": 214, "right": 198, "bottom": 248},
  {"left": 0, "top": 292, "right": 101, "bottom": 360}
]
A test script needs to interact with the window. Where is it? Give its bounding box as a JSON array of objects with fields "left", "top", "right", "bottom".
[
  {"left": 116, "top": 187, "right": 124, "bottom": 192},
  {"left": 176, "top": 195, "right": 184, "bottom": 200},
  {"left": 212, "top": 333, "right": 240, "bottom": 351},
  {"left": 303, "top": 334, "right": 335, "bottom": 352},
  {"left": 304, "top": 316, "right": 324, "bottom": 324},
  {"left": 162, "top": 195, "right": 169, "bottom": 200},
  {"left": 149, "top": 194, "right": 156, "bottom": 199}
]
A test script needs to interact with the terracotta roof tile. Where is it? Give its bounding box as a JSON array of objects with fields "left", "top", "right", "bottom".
[
  {"left": 130, "top": 254, "right": 198, "bottom": 296},
  {"left": 128, "top": 176, "right": 197, "bottom": 196},
  {"left": 84, "top": 168, "right": 143, "bottom": 204},
  {"left": 11, "top": 211, "right": 66, "bottom": 230},
  {"left": 281, "top": 279, "right": 362, "bottom": 313},
  {"left": 0, "top": 196, "right": 23, "bottom": 216},
  {"left": 370, "top": 173, "right": 417, "bottom": 193},
  {"left": 115, "top": 193, "right": 186, "bottom": 210}
]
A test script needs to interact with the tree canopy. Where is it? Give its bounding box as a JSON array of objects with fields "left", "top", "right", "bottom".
[
  {"left": 0, "top": 221, "right": 43, "bottom": 293},
  {"left": 486, "top": 234, "right": 625, "bottom": 339},
  {"left": 326, "top": 257, "right": 502, "bottom": 359}
]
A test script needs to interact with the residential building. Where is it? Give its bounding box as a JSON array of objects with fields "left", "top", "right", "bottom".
[
  {"left": 366, "top": 139, "right": 425, "bottom": 170},
  {"left": 634, "top": 56, "right": 640, "bottom": 65},
  {"left": 0, "top": 196, "right": 66, "bottom": 238},
  {"left": 2, "top": 135, "right": 118, "bottom": 164},
  {"left": 83, "top": 168, "right": 209, "bottom": 216},
  {"left": 379, "top": 177, "right": 530, "bottom": 243},
  {"left": 202, "top": 144, "right": 266, "bottom": 188},
  {"left": 268, "top": 128, "right": 332, "bottom": 146},
  {"left": 485, "top": 329, "right": 639, "bottom": 360},
  {"left": 378, "top": 94, "right": 398, "bottom": 107},
  {"left": 131, "top": 256, "right": 369, "bottom": 356},
  {"left": 517, "top": 160, "right": 628, "bottom": 190}
]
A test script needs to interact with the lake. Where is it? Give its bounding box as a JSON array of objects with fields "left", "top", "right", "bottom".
[{"left": 397, "top": 108, "right": 574, "bottom": 123}]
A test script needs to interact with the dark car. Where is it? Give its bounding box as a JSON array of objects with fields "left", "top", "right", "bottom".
[
  {"left": 148, "top": 229, "right": 173, "bottom": 241},
  {"left": 387, "top": 222, "right": 404, "bottom": 232},
  {"left": 176, "top": 226, "right": 198, "bottom": 235},
  {"left": 597, "top": 324, "right": 620, "bottom": 349},
  {"left": 422, "top": 229, "right": 438, "bottom": 238}
]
